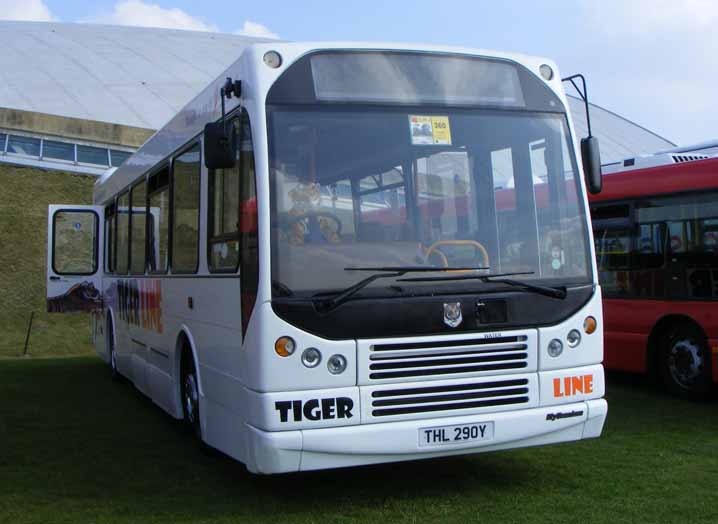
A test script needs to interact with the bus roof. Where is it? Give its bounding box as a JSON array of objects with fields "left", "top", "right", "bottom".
[
  {"left": 93, "top": 41, "right": 563, "bottom": 205},
  {"left": 590, "top": 156, "right": 718, "bottom": 203}
]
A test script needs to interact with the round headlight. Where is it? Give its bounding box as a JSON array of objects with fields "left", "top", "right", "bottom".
[
  {"left": 539, "top": 64, "right": 554, "bottom": 81},
  {"left": 548, "top": 338, "right": 564, "bottom": 357},
  {"left": 274, "top": 336, "right": 295, "bottom": 357},
  {"left": 327, "top": 354, "right": 347, "bottom": 375},
  {"left": 567, "top": 329, "right": 582, "bottom": 348},
  {"left": 301, "top": 347, "right": 322, "bottom": 368},
  {"left": 263, "top": 50, "right": 282, "bottom": 68}
]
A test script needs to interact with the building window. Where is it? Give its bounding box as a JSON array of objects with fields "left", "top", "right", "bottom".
[
  {"left": 171, "top": 143, "right": 201, "bottom": 273},
  {"left": 0, "top": 133, "right": 7, "bottom": 153},
  {"left": 7, "top": 135, "right": 41, "bottom": 157},
  {"left": 130, "top": 179, "right": 147, "bottom": 274},
  {"left": 116, "top": 191, "right": 130, "bottom": 274},
  {"left": 110, "top": 150, "right": 132, "bottom": 167},
  {"left": 77, "top": 145, "right": 109, "bottom": 166},
  {"left": 43, "top": 140, "right": 75, "bottom": 162},
  {"left": 148, "top": 167, "right": 170, "bottom": 273}
]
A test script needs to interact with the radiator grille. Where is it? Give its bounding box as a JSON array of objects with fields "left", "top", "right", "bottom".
[
  {"left": 367, "top": 335, "right": 530, "bottom": 381},
  {"left": 370, "top": 378, "right": 530, "bottom": 417}
]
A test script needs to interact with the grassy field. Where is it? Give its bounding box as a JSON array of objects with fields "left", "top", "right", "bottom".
[
  {"left": 0, "top": 166, "right": 95, "bottom": 358},
  {"left": 0, "top": 355, "right": 716, "bottom": 524}
]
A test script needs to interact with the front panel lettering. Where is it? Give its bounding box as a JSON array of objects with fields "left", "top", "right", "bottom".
[{"left": 275, "top": 397, "right": 354, "bottom": 423}]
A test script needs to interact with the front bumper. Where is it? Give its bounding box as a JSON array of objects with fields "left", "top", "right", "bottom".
[{"left": 244, "top": 398, "right": 607, "bottom": 474}]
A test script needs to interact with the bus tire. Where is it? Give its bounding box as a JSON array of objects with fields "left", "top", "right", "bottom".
[
  {"left": 181, "top": 350, "right": 202, "bottom": 441},
  {"left": 658, "top": 322, "right": 712, "bottom": 400},
  {"left": 107, "top": 314, "right": 120, "bottom": 381}
]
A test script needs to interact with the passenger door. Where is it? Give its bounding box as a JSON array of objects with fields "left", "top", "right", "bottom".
[{"left": 46, "top": 205, "right": 104, "bottom": 313}]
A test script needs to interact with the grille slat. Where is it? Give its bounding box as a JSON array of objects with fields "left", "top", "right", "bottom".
[
  {"left": 369, "top": 343, "right": 528, "bottom": 361},
  {"left": 372, "top": 387, "right": 529, "bottom": 407},
  {"left": 369, "top": 361, "right": 528, "bottom": 380},
  {"left": 372, "top": 396, "right": 530, "bottom": 417},
  {"left": 360, "top": 331, "right": 536, "bottom": 384},
  {"left": 371, "top": 378, "right": 529, "bottom": 398},
  {"left": 370, "top": 352, "right": 528, "bottom": 370},
  {"left": 372, "top": 335, "right": 526, "bottom": 352},
  {"left": 370, "top": 377, "right": 532, "bottom": 417}
]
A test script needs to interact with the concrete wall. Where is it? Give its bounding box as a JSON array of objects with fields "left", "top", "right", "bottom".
[{"left": 0, "top": 107, "right": 154, "bottom": 148}]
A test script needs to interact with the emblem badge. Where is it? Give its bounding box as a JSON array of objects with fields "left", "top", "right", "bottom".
[{"left": 443, "top": 302, "right": 463, "bottom": 328}]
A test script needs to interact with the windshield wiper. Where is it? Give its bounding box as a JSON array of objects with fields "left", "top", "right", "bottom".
[
  {"left": 272, "top": 279, "right": 294, "bottom": 297},
  {"left": 346, "top": 266, "right": 490, "bottom": 272},
  {"left": 397, "top": 271, "right": 567, "bottom": 300},
  {"left": 314, "top": 266, "right": 490, "bottom": 313}
]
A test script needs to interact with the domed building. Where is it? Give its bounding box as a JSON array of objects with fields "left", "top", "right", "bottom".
[{"left": 0, "top": 21, "right": 678, "bottom": 176}]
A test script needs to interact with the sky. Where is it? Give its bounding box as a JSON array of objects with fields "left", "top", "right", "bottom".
[{"left": 0, "top": 0, "right": 715, "bottom": 147}]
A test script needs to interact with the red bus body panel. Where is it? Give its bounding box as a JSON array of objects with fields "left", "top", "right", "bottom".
[{"left": 590, "top": 158, "right": 718, "bottom": 383}]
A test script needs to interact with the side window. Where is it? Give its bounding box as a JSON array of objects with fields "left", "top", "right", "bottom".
[
  {"left": 148, "top": 167, "right": 170, "bottom": 273},
  {"left": 116, "top": 191, "right": 130, "bottom": 274},
  {"left": 172, "top": 143, "right": 201, "bottom": 273},
  {"left": 105, "top": 203, "right": 116, "bottom": 273},
  {"left": 208, "top": 118, "right": 241, "bottom": 272},
  {"left": 53, "top": 210, "right": 98, "bottom": 275},
  {"left": 239, "top": 110, "right": 259, "bottom": 335},
  {"left": 130, "top": 179, "right": 147, "bottom": 274}
]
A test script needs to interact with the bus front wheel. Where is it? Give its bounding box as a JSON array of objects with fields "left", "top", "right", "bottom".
[{"left": 659, "top": 322, "right": 712, "bottom": 400}]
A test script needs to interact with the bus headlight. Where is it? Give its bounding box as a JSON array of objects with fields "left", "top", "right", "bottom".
[
  {"left": 548, "top": 338, "right": 564, "bottom": 357},
  {"left": 327, "top": 354, "right": 347, "bottom": 375},
  {"left": 275, "top": 336, "right": 296, "bottom": 357},
  {"left": 301, "top": 348, "right": 322, "bottom": 368},
  {"left": 567, "top": 329, "right": 582, "bottom": 348}
]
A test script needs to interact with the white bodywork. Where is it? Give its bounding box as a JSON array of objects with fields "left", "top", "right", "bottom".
[{"left": 49, "top": 41, "right": 606, "bottom": 473}]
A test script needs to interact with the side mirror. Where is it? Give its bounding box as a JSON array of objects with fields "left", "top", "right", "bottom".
[
  {"left": 204, "top": 122, "right": 236, "bottom": 170},
  {"left": 581, "top": 136, "right": 602, "bottom": 194}
]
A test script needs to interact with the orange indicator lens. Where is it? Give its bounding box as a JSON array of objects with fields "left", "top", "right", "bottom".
[{"left": 275, "top": 336, "right": 296, "bottom": 357}]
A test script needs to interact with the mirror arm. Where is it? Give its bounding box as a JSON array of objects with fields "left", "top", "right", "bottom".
[
  {"left": 562, "top": 73, "right": 592, "bottom": 138},
  {"left": 217, "top": 77, "right": 242, "bottom": 148}
]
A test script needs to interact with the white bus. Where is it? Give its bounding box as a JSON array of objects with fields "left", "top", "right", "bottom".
[{"left": 46, "top": 41, "right": 608, "bottom": 474}]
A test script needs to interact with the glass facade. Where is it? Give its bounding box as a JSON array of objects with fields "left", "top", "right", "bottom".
[{"left": 0, "top": 131, "right": 133, "bottom": 172}]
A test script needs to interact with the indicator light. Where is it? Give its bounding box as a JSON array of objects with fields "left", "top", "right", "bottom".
[
  {"left": 263, "top": 51, "right": 282, "bottom": 68},
  {"left": 275, "top": 336, "right": 296, "bottom": 357},
  {"left": 539, "top": 64, "right": 554, "bottom": 81},
  {"left": 584, "top": 316, "right": 597, "bottom": 335}
]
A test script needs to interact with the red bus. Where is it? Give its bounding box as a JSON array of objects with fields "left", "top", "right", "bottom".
[{"left": 589, "top": 155, "right": 718, "bottom": 398}]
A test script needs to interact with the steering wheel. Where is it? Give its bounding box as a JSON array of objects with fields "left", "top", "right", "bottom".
[
  {"left": 424, "top": 240, "right": 490, "bottom": 269},
  {"left": 285, "top": 211, "right": 343, "bottom": 240}
]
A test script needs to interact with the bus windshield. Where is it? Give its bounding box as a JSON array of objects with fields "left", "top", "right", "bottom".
[{"left": 268, "top": 106, "right": 591, "bottom": 298}]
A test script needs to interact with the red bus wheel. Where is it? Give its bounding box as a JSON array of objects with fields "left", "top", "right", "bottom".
[{"left": 659, "top": 323, "right": 712, "bottom": 400}]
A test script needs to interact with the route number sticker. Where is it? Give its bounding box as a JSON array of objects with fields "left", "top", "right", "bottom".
[{"left": 409, "top": 115, "right": 452, "bottom": 145}]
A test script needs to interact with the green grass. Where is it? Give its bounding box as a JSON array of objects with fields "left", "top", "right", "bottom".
[
  {"left": 1, "top": 356, "right": 716, "bottom": 524},
  {"left": 0, "top": 166, "right": 96, "bottom": 358}
]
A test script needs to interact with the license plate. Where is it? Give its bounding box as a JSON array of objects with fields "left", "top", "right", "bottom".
[{"left": 419, "top": 422, "right": 494, "bottom": 447}]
